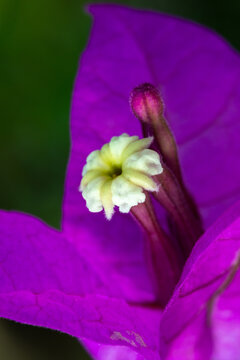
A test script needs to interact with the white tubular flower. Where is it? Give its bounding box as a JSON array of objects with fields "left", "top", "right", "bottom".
[{"left": 79, "top": 134, "right": 163, "bottom": 220}]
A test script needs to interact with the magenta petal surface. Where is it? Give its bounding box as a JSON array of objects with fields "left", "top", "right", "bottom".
[
  {"left": 0, "top": 211, "right": 161, "bottom": 359},
  {"left": 84, "top": 340, "right": 147, "bottom": 360},
  {"left": 0, "top": 211, "right": 105, "bottom": 295},
  {"left": 160, "top": 200, "right": 240, "bottom": 359},
  {"left": 63, "top": 4, "right": 240, "bottom": 299}
]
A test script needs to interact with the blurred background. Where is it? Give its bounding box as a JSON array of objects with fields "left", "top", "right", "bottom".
[{"left": 0, "top": 0, "right": 239, "bottom": 358}]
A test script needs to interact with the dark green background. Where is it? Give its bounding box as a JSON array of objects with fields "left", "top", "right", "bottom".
[{"left": 0, "top": 0, "right": 239, "bottom": 359}]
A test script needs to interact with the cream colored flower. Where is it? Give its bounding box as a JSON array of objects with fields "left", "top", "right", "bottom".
[{"left": 79, "top": 134, "right": 163, "bottom": 220}]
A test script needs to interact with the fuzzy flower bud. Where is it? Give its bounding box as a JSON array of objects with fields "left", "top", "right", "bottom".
[
  {"left": 79, "top": 134, "right": 163, "bottom": 220},
  {"left": 130, "top": 83, "right": 164, "bottom": 123}
]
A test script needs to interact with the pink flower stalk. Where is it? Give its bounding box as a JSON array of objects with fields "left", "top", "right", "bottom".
[{"left": 1, "top": 4, "right": 240, "bottom": 360}]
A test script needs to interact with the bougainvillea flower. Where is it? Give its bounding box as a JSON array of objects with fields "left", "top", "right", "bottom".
[{"left": 1, "top": 4, "right": 240, "bottom": 360}]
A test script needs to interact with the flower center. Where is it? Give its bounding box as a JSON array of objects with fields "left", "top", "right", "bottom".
[{"left": 109, "top": 165, "right": 122, "bottom": 178}]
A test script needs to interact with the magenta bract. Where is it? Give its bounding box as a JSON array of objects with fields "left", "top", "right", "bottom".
[{"left": 1, "top": 4, "right": 240, "bottom": 360}]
